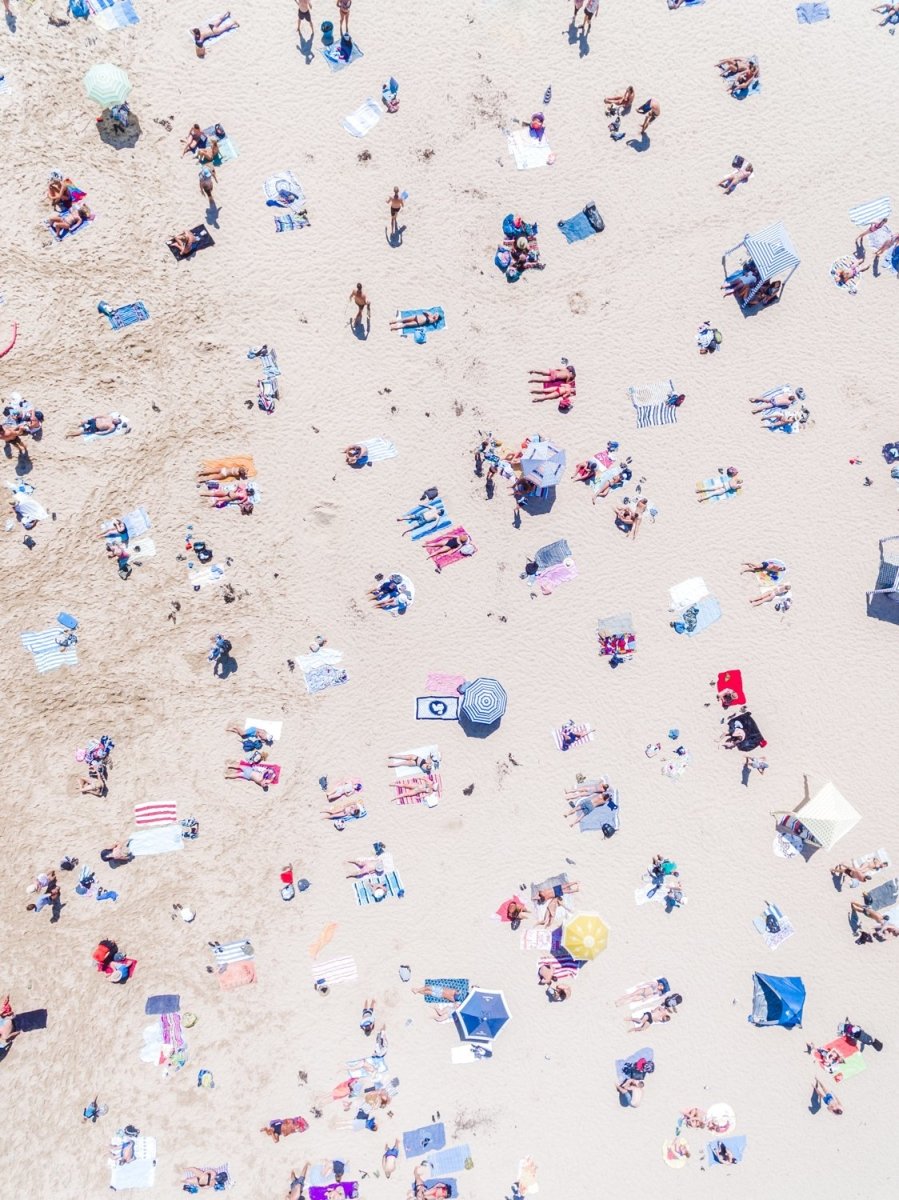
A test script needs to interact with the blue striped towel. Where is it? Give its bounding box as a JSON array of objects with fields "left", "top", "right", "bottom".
[
  {"left": 21, "top": 629, "right": 78, "bottom": 672},
  {"left": 93, "top": 0, "right": 139, "bottom": 28},
  {"left": 360, "top": 437, "right": 397, "bottom": 462},
  {"left": 274, "top": 212, "right": 309, "bottom": 232},
  {"left": 421, "top": 1144, "right": 474, "bottom": 1174},
  {"left": 630, "top": 379, "right": 678, "bottom": 428},
  {"left": 353, "top": 870, "right": 405, "bottom": 906},
  {"left": 105, "top": 302, "right": 149, "bottom": 330},
  {"left": 211, "top": 939, "right": 255, "bottom": 963}
]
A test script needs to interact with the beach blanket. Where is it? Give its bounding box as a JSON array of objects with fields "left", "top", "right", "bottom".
[
  {"left": 145, "top": 994, "right": 180, "bottom": 1015},
  {"left": 631, "top": 382, "right": 678, "bottom": 428},
  {"left": 615, "top": 1047, "right": 654, "bottom": 1084},
  {"left": 310, "top": 956, "right": 358, "bottom": 986},
  {"left": 300, "top": 647, "right": 349, "bottom": 694},
  {"left": 103, "top": 301, "right": 149, "bottom": 330},
  {"left": 239, "top": 760, "right": 281, "bottom": 785},
  {"left": 557, "top": 202, "right": 604, "bottom": 243},
  {"left": 426, "top": 671, "right": 465, "bottom": 694},
  {"left": 752, "top": 906, "right": 795, "bottom": 949},
  {"left": 717, "top": 669, "right": 746, "bottom": 706},
  {"left": 674, "top": 593, "right": 722, "bottom": 637},
  {"left": 323, "top": 39, "right": 364, "bottom": 71},
  {"left": 134, "top": 801, "right": 177, "bottom": 826},
  {"left": 424, "top": 526, "right": 476, "bottom": 570},
  {"left": 814, "top": 1038, "right": 867, "bottom": 1080},
  {"left": 796, "top": 2, "right": 829, "bottom": 20},
  {"left": 264, "top": 170, "right": 306, "bottom": 211},
  {"left": 359, "top": 436, "right": 397, "bottom": 462},
  {"left": 398, "top": 307, "right": 445, "bottom": 344},
  {"left": 538, "top": 561, "right": 578, "bottom": 593},
  {"left": 392, "top": 772, "right": 442, "bottom": 807},
  {"left": 122, "top": 506, "right": 151, "bottom": 539},
  {"left": 853, "top": 848, "right": 891, "bottom": 871},
  {"left": 707, "top": 1136, "right": 747, "bottom": 1166},
  {"left": 215, "top": 962, "right": 257, "bottom": 990},
  {"left": 520, "top": 926, "right": 554, "bottom": 951},
  {"left": 578, "top": 796, "right": 620, "bottom": 834},
  {"left": 309, "top": 1186, "right": 358, "bottom": 1200},
  {"left": 167, "top": 224, "right": 214, "bottom": 259},
  {"left": 403, "top": 1123, "right": 446, "bottom": 1157},
  {"left": 698, "top": 474, "right": 739, "bottom": 503},
  {"left": 416, "top": 696, "right": 460, "bottom": 720},
  {"left": 10, "top": 1009, "right": 48, "bottom": 1033},
  {"left": 202, "top": 124, "right": 238, "bottom": 163},
  {"left": 211, "top": 940, "right": 254, "bottom": 963},
  {"left": 534, "top": 539, "right": 571, "bottom": 570},
  {"left": 343, "top": 98, "right": 382, "bottom": 138},
  {"left": 864, "top": 878, "right": 899, "bottom": 910},
  {"left": 274, "top": 212, "right": 310, "bottom": 232},
  {"left": 127, "top": 825, "right": 183, "bottom": 856},
  {"left": 92, "top": 0, "right": 140, "bottom": 29},
  {"left": 48, "top": 212, "right": 96, "bottom": 242},
  {"left": 508, "top": 127, "right": 553, "bottom": 170},
  {"left": 849, "top": 197, "right": 891, "bottom": 227},
  {"left": 422, "top": 1145, "right": 474, "bottom": 1174},
  {"left": 21, "top": 628, "right": 78, "bottom": 673},
  {"left": 423, "top": 978, "right": 469, "bottom": 1005},
  {"left": 635, "top": 880, "right": 667, "bottom": 905},
  {"left": 353, "top": 870, "right": 405, "bottom": 905},
  {"left": 109, "top": 1136, "right": 156, "bottom": 1191},
  {"left": 550, "top": 723, "right": 594, "bottom": 751},
  {"left": 188, "top": 563, "right": 226, "bottom": 590}
]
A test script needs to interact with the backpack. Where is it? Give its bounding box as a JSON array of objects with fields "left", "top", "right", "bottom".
[
  {"left": 601, "top": 823, "right": 616, "bottom": 839},
  {"left": 765, "top": 913, "right": 781, "bottom": 934}
]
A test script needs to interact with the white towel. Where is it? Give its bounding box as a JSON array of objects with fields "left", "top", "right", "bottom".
[
  {"left": 130, "top": 537, "right": 155, "bottom": 558},
  {"left": 343, "top": 98, "right": 382, "bottom": 138},
  {"left": 361, "top": 437, "right": 398, "bottom": 462},
  {"left": 188, "top": 563, "right": 226, "bottom": 589},
  {"left": 507, "top": 127, "right": 553, "bottom": 170},
  {"left": 244, "top": 718, "right": 283, "bottom": 741},
  {"left": 311, "top": 955, "right": 358, "bottom": 985},
  {"left": 391, "top": 744, "right": 440, "bottom": 781},
  {"left": 127, "top": 825, "right": 183, "bottom": 856}
]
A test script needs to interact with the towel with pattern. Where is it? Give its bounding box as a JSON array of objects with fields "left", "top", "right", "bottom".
[
  {"left": 551, "top": 723, "right": 594, "bottom": 751},
  {"left": 629, "top": 379, "right": 678, "bottom": 428},
  {"left": 21, "top": 628, "right": 78, "bottom": 673}
]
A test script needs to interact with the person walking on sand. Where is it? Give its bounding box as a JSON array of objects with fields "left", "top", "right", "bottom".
[
  {"left": 349, "top": 282, "right": 370, "bottom": 328},
  {"left": 296, "top": 0, "right": 312, "bottom": 34},
  {"left": 336, "top": 0, "right": 350, "bottom": 35},
  {"left": 637, "top": 97, "right": 660, "bottom": 135},
  {"left": 387, "top": 186, "right": 404, "bottom": 235},
  {"left": 581, "top": 0, "right": 598, "bottom": 33},
  {"left": 199, "top": 165, "right": 218, "bottom": 203}
]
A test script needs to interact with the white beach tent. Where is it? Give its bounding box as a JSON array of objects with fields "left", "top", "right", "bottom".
[
  {"left": 724, "top": 221, "right": 800, "bottom": 301},
  {"left": 773, "top": 780, "right": 861, "bottom": 850}
]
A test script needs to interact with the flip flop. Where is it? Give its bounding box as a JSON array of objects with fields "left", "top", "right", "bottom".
[{"left": 399, "top": 965, "right": 411, "bottom": 982}]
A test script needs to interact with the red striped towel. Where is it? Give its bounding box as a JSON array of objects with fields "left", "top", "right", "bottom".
[
  {"left": 539, "top": 954, "right": 579, "bottom": 979},
  {"left": 392, "top": 772, "right": 442, "bottom": 804},
  {"left": 134, "top": 801, "right": 177, "bottom": 826}
]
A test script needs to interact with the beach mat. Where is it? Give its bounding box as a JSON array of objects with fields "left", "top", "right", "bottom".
[
  {"left": 128, "top": 825, "right": 183, "bottom": 856},
  {"left": 353, "top": 870, "right": 405, "bottom": 905},
  {"left": 530, "top": 873, "right": 568, "bottom": 901},
  {"left": 323, "top": 39, "right": 364, "bottom": 71},
  {"left": 145, "top": 994, "right": 179, "bottom": 1015},
  {"left": 423, "top": 978, "right": 469, "bottom": 1004},
  {"left": 550, "top": 723, "right": 594, "bottom": 751},
  {"left": 216, "top": 960, "right": 257, "bottom": 990},
  {"left": 343, "top": 98, "right": 382, "bottom": 138},
  {"left": 508, "top": 127, "right": 553, "bottom": 170},
  {"left": 403, "top": 1122, "right": 446, "bottom": 1158},
  {"left": 360, "top": 436, "right": 397, "bottom": 462},
  {"left": 399, "top": 307, "right": 445, "bottom": 343},
  {"left": 21, "top": 628, "right": 78, "bottom": 673},
  {"left": 579, "top": 796, "right": 620, "bottom": 834},
  {"left": 104, "top": 301, "right": 149, "bottom": 330},
  {"left": 421, "top": 1145, "right": 473, "bottom": 1174},
  {"left": 416, "top": 696, "right": 460, "bottom": 720},
  {"left": 706, "top": 1135, "right": 747, "bottom": 1166},
  {"left": 557, "top": 202, "right": 604, "bottom": 243},
  {"left": 11, "top": 1009, "right": 48, "bottom": 1033},
  {"left": 167, "top": 224, "right": 215, "bottom": 259}
]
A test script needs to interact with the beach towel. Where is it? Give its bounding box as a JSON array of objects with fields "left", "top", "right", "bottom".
[
  {"left": 11, "top": 1009, "right": 48, "bottom": 1033},
  {"left": 109, "top": 1136, "right": 156, "bottom": 1190},
  {"left": 752, "top": 905, "right": 795, "bottom": 949},
  {"left": 403, "top": 1123, "right": 446, "bottom": 1157},
  {"left": 82, "top": 416, "right": 131, "bottom": 442},
  {"left": 145, "top": 994, "right": 179, "bottom": 1015},
  {"left": 343, "top": 98, "right": 382, "bottom": 138},
  {"left": 309, "top": 1186, "right": 358, "bottom": 1200},
  {"left": 167, "top": 224, "right": 214, "bottom": 259},
  {"left": 416, "top": 696, "right": 460, "bottom": 720},
  {"left": 425, "top": 527, "right": 476, "bottom": 571},
  {"left": 706, "top": 1136, "right": 747, "bottom": 1166},
  {"left": 849, "top": 197, "right": 891, "bottom": 227},
  {"left": 615, "top": 1047, "right": 654, "bottom": 1084},
  {"left": 814, "top": 1039, "right": 867, "bottom": 1081},
  {"left": 216, "top": 961, "right": 257, "bottom": 990},
  {"left": 557, "top": 202, "right": 604, "bottom": 243},
  {"left": 274, "top": 212, "right": 310, "bottom": 232},
  {"left": 202, "top": 124, "right": 238, "bottom": 163},
  {"left": 211, "top": 940, "right": 255, "bottom": 963},
  {"left": 93, "top": 0, "right": 140, "bottom": 29},
  {"left": 134, "top": 801, "right": 177, "bottom": 826},
  {"left": 796, "top": 2, "right": 829, "bottom": 19},
  {"left": 717, "top": 669, "right": 745, "bottom": 706},
  {"left": 538, "top": 561, "right": 578, "bottom": 594},
  {"left": 353, "top": 870, "right": 405, "bottom": 905},
  {"left": 130, "top": 535, "right": 156, "bottom": 558},
  {"left": 264, "top": 170, "right": 306, "bottom": 211},
  {"left": 21, "top": 628, "right": 78, "bottom": 673},
  {"left": 122, "top": 506, "right": 150, "bottom": 539},
  {"left": 239, "top": 760, "right": 281, "bottom": 785},
  {"left": 103, "top": 301, "right": 149, "bottom": 330},
  {"left": 127, "top": 825, "right": 183, "bottom": 856},
  {"left": 0, "top": 73, "right": 10, "bottom": 97},
  {"left": 392, "top": 773, "right": 442, "bottom": 807},
  {"left": 531, "top": 873, "right": 568, "bottom": 901},
  {"left": 732, "top": 77, "right": 760, "bottom": 100},
  {"left": 629, "top": 379, "right": 678, "bottom": 427},
  {"left": 520, "top": 926, "right": 554, "bottom": 951},
  {"left": 323, "top": 39, "right": 364, "bottom": 71},
  {"left": 359, "top": 436, "right": 397, "bottom": 462},
  {"left": 422, "top": 1145, "right": 474, "bottom": 1175},
  {"left": 539, "top": 953, "right": 580, "bottom": 980},
  {"left": 423, "top": 978, "right": 469, "bottom": 1005},
  {"left": 188, "top": 563, "right": 226, "bottom": 590},
  {"left": 853, "top": 848, "right": 891, "bottom": 871},
  {"left": 310, "top": 956, "right": 358, "bottom": 986},
  {"left": 48, "top": 212, "right": 96, "bottom": 241},
  {"left": 578, "top": 795, "right": 620, "bottom": 834},
  {"left": 398, "top": 307, "right": 445, "bottom": 344},
  {"left": 534, "top": 539, "right": 571, "bottom": 570},
  {"left": 675, "top": 593, "right": 722, "bottom": 637},
  {"left": 508, "top": 127, "right": 554, "bottom": 170},
  {"left": 551, "top": 723, "right": 594, "bottom": 751},
  {"left": 864, "top": 878, "right": 899, "bottom": 910},
  {"left": 698, "top": 475, "right": 739, "bottom": 503},
  {"left": 298, "top": 646, "right": 348, "bottom": 694},
  {"left": 425, "top": 672, "right": 465, "bottom": 695}
]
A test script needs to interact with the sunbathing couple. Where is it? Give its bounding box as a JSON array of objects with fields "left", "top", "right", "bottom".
[
  {"left": 564, "top": 778, "right": 615, "bottom": 825},
  {"left": 367, "top": 574, "right": 411, "bottom": 611},
  {"left": 49, "top": 203, "right": 92, "bottom": 237},
  {"left": 614, "top": 497, "right": 648, "bottom": 538},
  {"left": 627, "top": 992, "right": 683, "bottom": 1031},
  {"left": 529, "top": 364, "right": 575, "bottom": 409},
  {"left": 831, "top": 854, "right": 888, "bottom": 885},
  {"left": 200, "top": 479, "right": 255, "bottom": 514},
  {"left": 717, "top": 55, "right": 759, "bottom": 94}
]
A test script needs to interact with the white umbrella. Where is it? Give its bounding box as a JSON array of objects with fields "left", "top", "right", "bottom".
[{"left": 84, "top": 63, "right": 132, "bottom": 108}]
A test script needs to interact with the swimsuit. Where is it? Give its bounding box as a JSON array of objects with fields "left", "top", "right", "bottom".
[{"left": 384, "top": 1146, "right": 399, "bottom": 1160}]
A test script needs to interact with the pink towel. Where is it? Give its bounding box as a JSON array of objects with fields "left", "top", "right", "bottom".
[
  {"left": 217, "top": 961, "right": 257, "bottom": 990},
  {"left": 425, "top": 672, "right": 465, "bottom": 695},
  {"left": 538, "top": 562, "right": 578, "bottom": 594},
  {"left": 425, "top": 526, "right": 477, "bottom": 570}
]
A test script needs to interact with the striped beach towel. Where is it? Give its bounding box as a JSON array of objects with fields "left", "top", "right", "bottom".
[
  {"left": 160, "top": 1011, "right": 185, "bottom": 1049},
  {"left": 354, "top": 870, "right": 405, "bottom": 905},
  {"left": 104, "top": 302, "right": 149, "bottom": 330},
  {"left": 629, "top": 379, "right": 678, "bottom": 428},
  {"left": 392, "top": 773, "right": 442, "bottom": 806},
  {"left": 311, "top": 956, "right": 358, "bottom": 986},
  {"left": 539, "top": 954, "right": 580, "bottom": 980},
  {"left": 848, "top": 196, "right": 891, "bottom": 227},
  {"left": 21, "top": 628, "right": 78, "bottom": 673},
  {"left": 211, "top": 940, "right": 255, "bottom": 963},
  {"left": 134, "top": 802, "right": 177, "bottom": 826},
  {"left": 360, "top": 437, "right": 398, "bottom": 462},
  {"left": 697, "top": 475, "right": 740, "bottom": 503},
  {"left": 550, "top": 723, "right": 594, "bottom": 751}
]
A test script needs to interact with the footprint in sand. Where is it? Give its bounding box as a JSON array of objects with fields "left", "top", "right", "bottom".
[{"left": 311, "top": 500, "right": 338, "bottom": 525}]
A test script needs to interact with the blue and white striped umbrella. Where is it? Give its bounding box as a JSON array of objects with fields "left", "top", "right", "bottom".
[{"left": 459, "top": 677, "right": 507, "bottom": 726}]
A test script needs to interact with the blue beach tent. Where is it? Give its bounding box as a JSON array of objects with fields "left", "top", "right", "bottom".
[{"left": 748, "top": 973, "right": 805, "bottom": 1027}]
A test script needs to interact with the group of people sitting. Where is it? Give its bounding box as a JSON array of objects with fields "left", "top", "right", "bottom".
[
  {"left": 1, "top": 392, "right": 43, "bottom": 459},
  {"left": 367, "top": 572, "right": 412, "bottom": 614},
  {"left": 196, "top": 456, "right": 257, "bottom": 514},
  {"left": 495, "top": 213, "right": 545, "bottom": 282},
  {"left": 721, "top": 260, "right": 782, "bottom": 307},
  {"left": 181, "top": 121, "right": 225, "bottom": 162},
  {"left": 716, "top": 55, "right": 759, "bottom": 96},
  {"left": 529, "top": 363, "right": 575, "bottom": 410},
  {"left": 646, "top": 854, "right": 686, "bottom": 911},
  {"left": 45, "top": 171, "right": 92, "bottom": 237}
]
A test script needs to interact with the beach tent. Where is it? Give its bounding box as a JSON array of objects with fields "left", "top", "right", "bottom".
[
  {"left": 748, "top": 973, "right": 805, "bottom": 1027},
  {"left": 773, "top": 780, "right": 861, "bottom": 850},
  {"left": 724, "top": 221, "right": 800, "bottom": 301}
]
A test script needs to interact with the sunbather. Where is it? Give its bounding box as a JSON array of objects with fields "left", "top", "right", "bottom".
[
  {"left": 411, "top": 1166, "right": 452, "bottom": 1199},
  {"left": 722, "top": 267, "right": 760, "bottom": 300},
  {"left": 0, "top": 996, "right": 19, "bottom": 1051},
  {"left": 571, "top": 458, "right": 600, "bottom": 482},
  {"left": 412, "top": 982, "right": 467, "bottom": 1001},
  {"left": 287, "top": 1163, "right": 310, "bottom": 1199},
  {"left": 531, "top": 382, "right": 575, "bottom": 405},
  {"left": 679, "top": 1107, "right": 706, "bottom": 1128},
  {"left": 321, "top": 799, "right": 364, "bottom": 819},
  {"left": 181, "top": 1166, "right": 229, "bottom": 1190},
  {"left": 224, "top": 762, "right": 278, "bottom": 789},
  {"left": 100, "top": 841, "right": 133, "bottom": 864},
  {"left": 729, "top": 63, "right": 758, "bottom": 93},
  {"left": 718, "top": 162, "right": 753, "bottom": 194},
  {"left": 197, "top": 139, "right": 220, "bottom": 164},
  {"left": 535, "top": 880, "right": 580, "bottom": 902},
  {"left": 168, "top": 229, "right": 199, "bottom": 258},
  {"left": 637, "top": 97, "right": 660, "bottom": 135},
  {"left": 201, "top": 481, "right": 253, "bottom": 511},
  {"left": 327, "top": 780, "right": 362, "bottom": 802},
  {"left": 615, "top": 978, "right": 671, "bottom": 1005},
  {"left": 813, "top": 1077, "right": 843, "bottom": 1114},
  {"left": 389, "top": 309, "right": 442, "bottom": 331},
  {"left": 697, "top": 477, "right": 742, "bottom": 501},
  {"left": 530, "top": 365, "right": 576, "bottom": 383},
  {"left": 750, "top": 583, "right": 791, "bottom": 606},
  {"left": 424, "top": 532, "right": 474, "bottom": 562},
  {"left": 197, "top": 457, "right": 254, "bottom": 480},
  {"left": 192, "top": 13, "right": 239, "bottom": 56},
  {"left": 346, "top": 854, "right": 389, "bottom": 878},
  {"left": 717, "top": 56, "right": 753, "bottom": 76},
  {"left": 398, "top": 508, "right": 443, "bottom": 535},
  {"left": 368, "top": 576, "right": 402, "bottom": 602},
  {"left": 0, "top": 423, "right": 29, "bottom": 454},
  {"left": 745, "top": 279, "right": 781, "bottom": 308},
  {"left": 226, "top": 724, "right": 274, "bottom": 748},
  {"left": 345, "top": 444, "right": 367, "bottom": 465},
  {"left": 387, "top": 752, "right": 439, "bottom": 773},
  {"left": 874, "top": 3, "right": 899, "bottom": 24},
  {"left": 261, "top": 1117, "right": 308, "bottom": 1143},
  {"left": 763, "top": 407, "right": 809, "bottom": 429},
  {"left": 629, "top": 993, "right": 683, "bottom": 1030},
  {"left": 614, "top": 497, "right": 648, "bottom": 537},
  {"left": 850, "top": 900, "right": 890, "bottom": 923},
  {"left": 711, "top": 1142, "right": 738, "bottom": 1163},
  {"left": 48, "top": 204, "right": 91, "bottom": 235},
  {"left": 65, "top": 413, "right": 126, "bottom": 438},
  {"left": 604, "top": 86, "right": 634, "bottom": 113},
  {"left": 565, "top": 793, "right": 613, "bottom": 825},
  {"left": 392, "top": 777, "right": 439, "bottom": 800},
  {"left": 831, "top": 857, "right": 885, "bottom": 883},
  {"left": 617, "top": 1078, "right": 645, "bottom": 1107},
  {"left": 47, "top": 175, "right": 76, "bottom": 209},
  {"left": 181, "top": 123, "right": 207, "bottom": 156},
  {"left": 382, "top": 1141, "right": 399, "bottom": 1180}
]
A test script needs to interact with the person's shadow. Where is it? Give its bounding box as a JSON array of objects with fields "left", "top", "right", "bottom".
[
  {"left": 350, "top": 314, "right": 370, "bottom": 341},
  {"left": 205, "top": 200, "right": 221, "bottom": 229},
  {"left": 214, "top": 653, "right": 237, "bottom": 679},
  {"left": 627, "top": 132, "right": 650, "bottom": 152},
  {"left": 298, "top": 30, "right": 315, "bottom": 63},
  {"left": 386, "top": 224, "right": 405, "bottom": 248},
  {"left": 809, "top": 1086, "right": 822, "bottom": 1115},
  {"left": 740, "top": 762, "right": 751, "bottom": 788},
  {"left": 5, "top": 8, "right": 16, "bottom": 32}
]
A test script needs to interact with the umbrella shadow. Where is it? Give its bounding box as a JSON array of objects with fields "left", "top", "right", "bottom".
[
  {"left": 96, "top": 111, "right": 142, "bottom": 150},
  {"left": 458, "top": 714, "right": 502, "bottom": 739}
]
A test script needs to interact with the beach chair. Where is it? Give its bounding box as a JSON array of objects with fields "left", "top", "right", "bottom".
[{"left": 867, "top": 536, "right": 899, "bottom": 601}]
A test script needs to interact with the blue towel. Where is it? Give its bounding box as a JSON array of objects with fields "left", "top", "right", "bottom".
[
  {"left": 732, "top": 78, "right": 761, "bottom": 100},
  {"left": 578, "top": 795, "right": 620, "bottom": 833},
  {"left": 707, "top": 1135, "right": 747, "bottom": 1166},
  {"left": 274, "top": 212, "right": 309, "bottom": 232},
  {"left": 403, "top": 1123, "right": 446, "bottom": 1158},
  {"left": 105, "top": 302, "right": 149, "bottom": 330},
  {"left": 411, "top": 517, "right": 450, "bottom": 541},
  {"left": 353, "top": 870, "right": 405, "bottom": 906},
  {"left": 421, "top": 1145, "right": 473, "bottom": 1174},
  {"left": 796, "top": 2, "right": 829, "bottom": 21},
  {"left": 145, "top": 994, "right": 180, "bottom": 1015},
  {"left": 399, "top": 308, "right": 445, "bottom": 344},
  {"left": 11, "top": 1009, "right": 48, "bottom": 1032},
  {"left": 323, "top": 40, "right": 363, "bottom": 71},
  {"left": 557, "top": 203, "right": 604, "bottom": 244}
]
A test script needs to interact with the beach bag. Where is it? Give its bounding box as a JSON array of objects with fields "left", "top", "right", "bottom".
[
  {"left": 601, "top": 823, "right": 616, "bottom": 839},
  {"left": 713, "top": 329, "right": 723, "bottom": 344},
  {"left": 765, "top": 913, "right": 781, "bottom": 933}
]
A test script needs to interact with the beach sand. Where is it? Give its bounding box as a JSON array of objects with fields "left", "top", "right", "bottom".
[{"left": 2, "top": 0, "right": 899, "bottom": 1195}]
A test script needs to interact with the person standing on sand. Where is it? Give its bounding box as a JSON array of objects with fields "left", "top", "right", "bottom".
[
  {"left": 637, "top": 97, "right": 660, "bottom": 135},
  {"left": 296, "top": 0, "right": 312, "bottom": 34},
  {"left": 336, "top": 0, "right": 350, "bottom": 35},
  {"left": 199, "top": 165, "right": 218, "bottom": 203},
  {"left": 387, "top": 187, "right": 404, "bottom": 235},
  {"left": 349, "top": 282, "right": 370, "bottom": 328}
]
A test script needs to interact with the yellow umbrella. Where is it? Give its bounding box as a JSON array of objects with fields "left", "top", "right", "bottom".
[{"left": 562, "top": 912, "right": 609, "bottom": 961}]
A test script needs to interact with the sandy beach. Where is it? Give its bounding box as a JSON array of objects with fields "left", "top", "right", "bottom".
[{"left": 2, "top": 0, "right": 899, "bottom": 1195}]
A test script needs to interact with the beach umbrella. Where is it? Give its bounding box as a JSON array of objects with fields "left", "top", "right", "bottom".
[
  {"left": 561, "top": 912, "right": 609, "bottom": 961},
  {"left": 459, "top": 677, "right": 507, "bottom": 726},
  {"left": 83, "top": 63, "right": 132, "bottom": 108},
  {"left": 521, "top": 440, "right": 566, "bottom": 487},
  {"left": 457, "top": 988, "right": 510, "bottom": 1040},
  {"left": 772, "top": 780, "right": 860, "bottom": 851}
]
